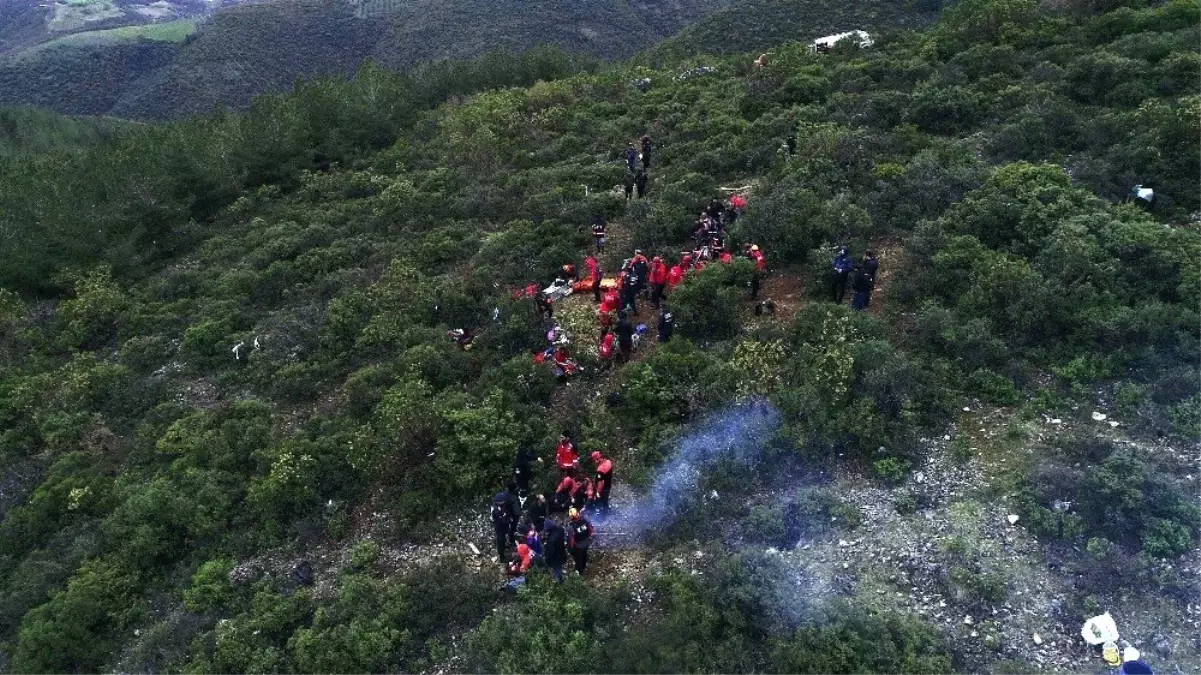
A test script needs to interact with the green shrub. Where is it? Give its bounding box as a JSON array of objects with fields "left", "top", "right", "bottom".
[
  {"left": 968, "top": 369, "right": 1021, "bottom": 406},
  {"left": 873, "top": 457, "right": 912, "bottom": 485},
  {"left": 668, "top": 266, "right": 742, "bottom": 343},
  {"left": 12, "top": 559, "right": 142, "bottom": 673},
  {"left": 773, "top": 601, "right": 953, "bottom": 674},
  {"left": 746, "top": 503, "right": 787, "bottom": 545},
  {"left": 184, "top": 558, "right": 237, "bottom": 613}
]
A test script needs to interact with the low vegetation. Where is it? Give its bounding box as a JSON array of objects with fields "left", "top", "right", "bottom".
[{"left": 0, "top": 0, "right": 1196, "bottom": 671}]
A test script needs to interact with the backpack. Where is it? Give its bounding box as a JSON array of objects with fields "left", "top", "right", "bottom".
[{"left": 491, "top": 494, "right": 512, "bottom": 525}]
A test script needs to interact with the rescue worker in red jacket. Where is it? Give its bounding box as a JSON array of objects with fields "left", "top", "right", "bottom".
[
  {"left": 508, "top": 542, "right": 533, "bottom": 577},
  {"left": 667, "top": 263, "right": 684, "bottom": 290},
  {"left": 649, "top": 256, "right": 668, "bottom": 309},
  {"left": 555, "top": 435, "right": 578, "bottom": 474},
  {"left": 504, "top": 541, "right": 535, "bottom": 591},
  {"left": 554, "top": 473, "right": 578, "bottom": 512},
  {"left": 586, "top": 254, "right": 603, "bottom": 303},
  {"left": 598, "top": 327, "right": 616, "bottom": 371},
  {"left": 591, "top": 451, "right": 614, "bottom": 517},
  {"left": 573, "top": 475, "right": 593, "bottom": 510},
  {"left": 567, "top": 508, "right": 594, "bottom": 575}
]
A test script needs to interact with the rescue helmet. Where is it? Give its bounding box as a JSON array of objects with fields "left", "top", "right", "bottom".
[
  {"left": 591, "top": 451, "right": 602, "bottom": 462},
  {"left": 751, "top": 244, "right": 760, "bottom": 252},
  {"left": 568, "top": 507, "right": 580, "bottom": 520}
]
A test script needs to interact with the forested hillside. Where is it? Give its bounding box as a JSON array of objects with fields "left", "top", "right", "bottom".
[
  {"left": 0, "top": 0, "right": 1198, "bottom": 673},
  {"left": 642, "top": 0, "right": 943, "bottom": 62},
  {"left": 0, "top": 0, "right": 741, "bottom": 119}
]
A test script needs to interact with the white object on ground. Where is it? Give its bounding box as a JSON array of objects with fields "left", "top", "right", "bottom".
[
  {"left": 1124, "top": 647, "right": 1141, "bottom": 662},
  {"left": 1081, "top": 613, "right": 1120, "bottom": 646},
  {"left": 1033, "top": 633, "right": 1043, "bottom": 645},
  {"left": 811, "top": 30, "right": 873, "bottom": 51},
  {"left": 1092, "top": 411, "right": 1107, "bottom": 421},
  {"left": 1008, "top": 514, "right": 1020, "bottom": 525}
]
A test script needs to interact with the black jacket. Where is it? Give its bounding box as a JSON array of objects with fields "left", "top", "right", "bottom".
[
  {"left": 543, "top": 521, "right": 568, "bottom": 565},
  {"left": 615, "top": 320, "right": 634, "bottom": 348},
  {"left": 658, "top": 311, "right": 674, "bottom": 342}
]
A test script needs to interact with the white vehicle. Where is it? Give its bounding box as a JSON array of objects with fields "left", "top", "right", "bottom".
[{"left": 811, "top": 30, "right": 874, "bottom": 53}]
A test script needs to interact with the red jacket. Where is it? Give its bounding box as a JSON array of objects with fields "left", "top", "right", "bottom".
[
  {"left": 720, "top": 251, "right": 734, "bottom": 264},
  {"left": 752, "top": 251, "right": 767, "bottom": 271},
  {"left": 600, "top": 290, "right": 620, "bottom": 313},
  {"left": 556, "top": 475, "right": 577, "bottom": 495},
  {"left": 585, "top": 256, "right": 599, "bottom": 280},
  {"left": 594, "top": 458, "right": 613, "bottom": 494},
  {"left": 650, "top": 260, "right": 668, "bottom": 285},
  {"left": 555, "top": 441, "right": 578, "bottom": 470},
  {"left": 599, "top": 333, "right": 615, "bottom": 359},
  {"left": 509, "top": 543, "right": 533, "bottom": 575},
  {"left": 668, "top": 265, "right": 684, "bottom": 287}
]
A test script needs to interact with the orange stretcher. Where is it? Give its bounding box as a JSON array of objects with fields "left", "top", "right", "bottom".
[{"left": 571, "top": 277, "right": 620, "bottom": 292}]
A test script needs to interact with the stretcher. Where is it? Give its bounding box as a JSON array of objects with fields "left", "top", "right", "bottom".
[{"left": 571, "top": 277, "right": 620, "bottom": 292}]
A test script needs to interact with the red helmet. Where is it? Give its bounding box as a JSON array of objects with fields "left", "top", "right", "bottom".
[{"left": 591, "top": 451, "right": 603, "bottom": 462}]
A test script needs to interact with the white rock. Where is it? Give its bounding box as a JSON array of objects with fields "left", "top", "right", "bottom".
[
  {"left": 1109, "top": 421, "right": 1120, "bottom": 428},
  {"left": 838, "top": 539, "right": 850, "bottom": 547},
  {"left": 1033, "top": 633, "right": 1043, "bottom": 645},
  {"left": 1008, "top": 514, "right": 1020, "bottom": 525},
  {"left": 963, "top": 407, "right": 971, "bottom": 412},
  {"left": 1050, "top": 418, "right": 1062, "bottom": 424},
  {"left": 971, "top": 630, "right": 979, "bottom": 637},
  {"left": 964, "top": 615, "right": 973, "bottom": 625},
  {"left": 1091, "top": 411, "right": 1107, "bottom": 421}
]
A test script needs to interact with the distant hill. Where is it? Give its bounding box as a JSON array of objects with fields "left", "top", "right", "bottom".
[
  {"left": 0, "top": 0, "right": 742, "bottom": 119},
  {"left": 641, "top": 0, "right": 944, "bottom": 62}
]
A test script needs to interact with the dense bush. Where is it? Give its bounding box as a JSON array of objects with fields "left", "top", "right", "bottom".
[{"left": 0, "top": 0, "right": 1195, "bottom": 670}]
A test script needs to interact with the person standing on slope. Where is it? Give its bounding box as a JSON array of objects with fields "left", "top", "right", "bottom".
[
  {"left": 658, "top": 305, "right": 674, "bottom": 343},
  {"left": 831, "top": 246, "right": 853, "bottom": 304},
  {"left": 591, "top": 216, "right": 607, "bottom": 252},
  {"left": 586, "top": 253, "right": 602, "bottom": 303},
  {"left": 591, "top": 451, "right": 614, "bottom": 517},
  {"left": 555, "top": 434, "right": 579, "bottom": 475},
  {"left": 625, "top": 143, "right": 638, "bottom": 172},
  {"left": 490, "top": 484, "right": 520, "bottom": 562},
  {"left": 649, "top": 256, "right": 668, "bottom": 309},
  {"left": 542, "top": 518, "right": 568, "bottom": 583},
  {"left": 567, "top": 508, "right": 594, "bottom": 575}
]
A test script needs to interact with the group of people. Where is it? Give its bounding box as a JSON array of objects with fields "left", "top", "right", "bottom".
[
  {"left": 528, "top": 187, "right": 766, "bottom": 377},
  {"left": 622, "top": 136, "right": 653, "bottom": 200},
  {"left": 830, "top": 246, "right": 879, "bottom": 310},
  {"left": 491, "top": 437, "right": 615, "bottom": 586}
]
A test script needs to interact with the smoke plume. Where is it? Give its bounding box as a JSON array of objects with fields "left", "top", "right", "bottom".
[{"left": 602, "top": 399, "right": 782, "bottom": 541}]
